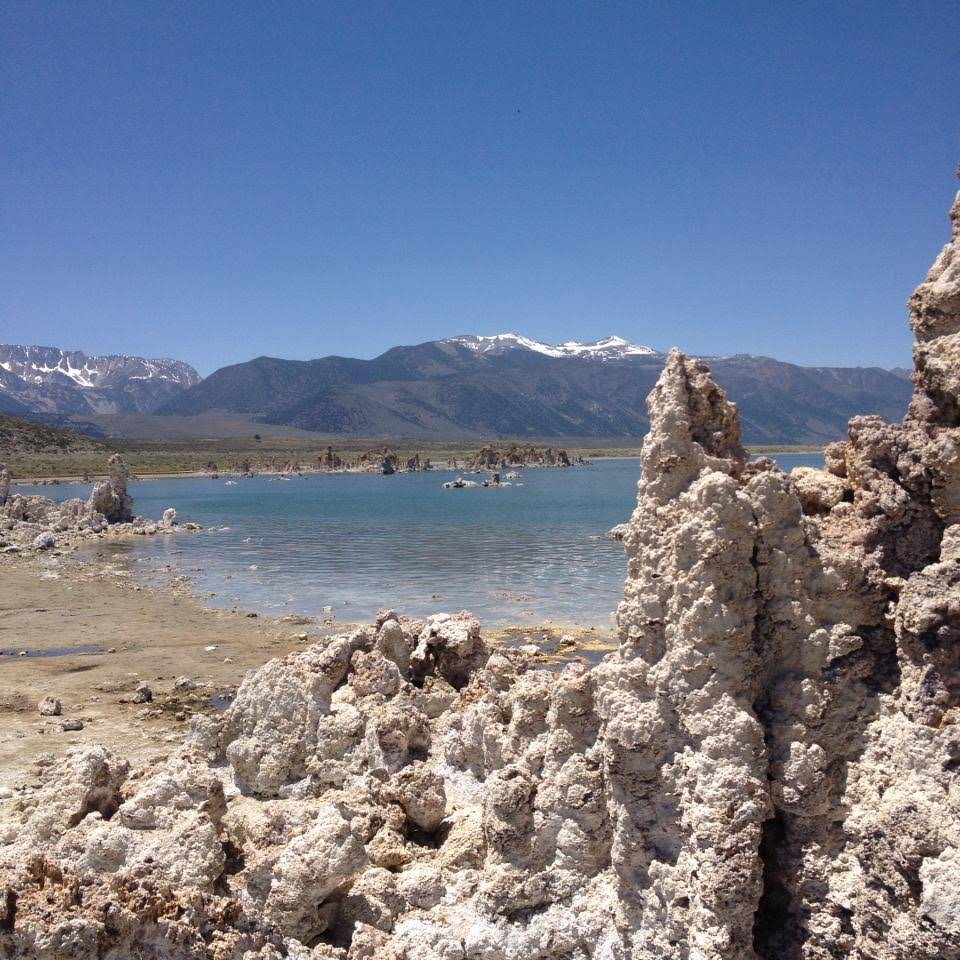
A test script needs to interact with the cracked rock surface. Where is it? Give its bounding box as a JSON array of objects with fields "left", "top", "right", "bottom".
[{"left": 1, "top": 190, "right": 959, "bottom": 958}]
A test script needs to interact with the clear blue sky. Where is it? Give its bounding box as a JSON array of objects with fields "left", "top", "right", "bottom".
[{"left": 2, "top": 1, "right": 958, "bottom": 375}]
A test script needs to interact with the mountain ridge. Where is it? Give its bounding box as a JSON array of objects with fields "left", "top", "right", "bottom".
[
  {"left": 0, "top": 344, "right": 201, "bottom": 416},
  {"left": 158, "top": 334, "right": 912, "bottom": 444},
  {"left": 1, "top": 334, "right": 913, "bottom": 444}
]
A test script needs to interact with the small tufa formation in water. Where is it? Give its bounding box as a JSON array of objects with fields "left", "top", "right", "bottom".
[
  {"left": 87, "top": 453, "right": 134, "bottom": 524},
  {"left": 352, "top": 447, "right": 402, "bottom": 474},
  {"left": 320, "top": 445, "right": 345, "bottom": 471},
  {"left": 0, "top": 453, "right": 193, "bottom": 553},
  {"left": 1, "top": 187, "right": 958, "bottom": 958},
  {"left": 467, "top": 444, "right": 575, "bottom": 470}
]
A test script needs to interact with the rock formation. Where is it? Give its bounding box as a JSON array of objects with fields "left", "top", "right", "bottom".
[
  {"left": 320, "top": 446, "right": 345, "bottom": 471},
  {"left": 0, "top": 463, "right": 10, "bottom": 506},
  {"left": 87, "top": 453, "right": 134, "bottom": 523},
  {"left": 908, "top": 188, "right": 960, "bottom": 426},
  {"left": 1, "top": 187, "right": 958, "bottom": 959},
  {"left": 467, "top": 444, "right": 574, "bottom": 470},
  {"left": 353, "top": 448, "right": 401, "bottom": 475},
  {"left": 0, "top": 454, "right": 190, "bottom": 552},
  {"left": 316, "top": 449, "right": 429, "bottom": 474}
]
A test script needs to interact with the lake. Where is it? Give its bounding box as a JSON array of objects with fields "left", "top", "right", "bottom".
[{"left": 19, "top": 453, "right": 825, "bottom": 632}]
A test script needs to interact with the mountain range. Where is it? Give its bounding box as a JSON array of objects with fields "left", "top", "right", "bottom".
[
  {"left": 157, "top": 333, "right": 912, "bottom": 444},
  {"left": 0, "top": 336, "right": 913, "bottom": 444},
  {"left": 0, "top": 345, "right": 201, "bottom": 417}
]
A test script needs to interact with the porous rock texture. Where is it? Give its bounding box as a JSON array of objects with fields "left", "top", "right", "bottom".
[
  {"left": 0, "top": 463, "right": 11, "bottom": 506},
  {"left": 1, "top": 190, "right": 958, "bottom": 959}
]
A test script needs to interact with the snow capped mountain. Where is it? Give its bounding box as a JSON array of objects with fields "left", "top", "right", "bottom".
[
  {"left": 0, "top": 344, "right": 201, "bottom": 416},
  {"left": 166, "top": 333, "right": 913, "bottom": 444},
  {"left": 444, "top": 333, "right": 660, "bottom": 360},
  {"left": 554, "top": 335, "right": 659, "bottom": 358},
  {"left": 444, "top": 333, "right": 565, "bottom": 357},
  {"left": 0, "top": 345, "right": 199, "bottom": 388}
]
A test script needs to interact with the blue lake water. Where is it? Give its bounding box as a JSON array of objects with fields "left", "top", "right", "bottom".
[{"left": 19, "top": 452, "right": 825, "bottom": 631}]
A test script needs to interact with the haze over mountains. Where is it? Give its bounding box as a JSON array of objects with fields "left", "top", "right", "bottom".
[{"left": 0, "top": 336, "right": 912, "bottom": 445}]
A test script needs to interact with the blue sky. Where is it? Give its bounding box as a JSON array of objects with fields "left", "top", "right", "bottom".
[{"left": 2, "top": 1, "right": 958, "bottom": 375}]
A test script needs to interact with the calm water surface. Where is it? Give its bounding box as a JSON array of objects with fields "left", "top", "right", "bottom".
[{"left": 20, "top": 453, "right": 824, "bottom": 630}]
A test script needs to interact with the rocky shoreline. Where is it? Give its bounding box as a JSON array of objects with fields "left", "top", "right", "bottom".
[
  {"left": 0, "top": 560, "right": 320, "bottom": 789},
  {"left": 0, "top": 544, "right": 615, "bottom": 791},
  {"left": 1, "top": 452, "right": 201, "bottom": 556},
  {"left": 0, "top": 189, "right": 958, "bottom": 958}
]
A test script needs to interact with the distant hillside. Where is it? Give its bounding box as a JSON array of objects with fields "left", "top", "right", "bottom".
[
  {"left": 0, "top": 414, "right": 109, "bottom": 456},
  {"left": 0, "top": 392, "right": 32, "bottom": 416},
  {"left": 160, "top": 334, "right": 913, "bottom": 445},
  {"left": 0, "top": 344, "right": 201, "bottom": 416}
]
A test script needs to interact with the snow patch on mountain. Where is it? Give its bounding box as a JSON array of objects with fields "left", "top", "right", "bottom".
[
  {"left": 445, "top": 333, "right": 660, "bottom": 360},
  {"left": 555, "top": 335, "right": 659, "bottom": 358},
  {"left": 0, "top": 345, "right": 200, "bottom": 389},
  {"left": 445, "top": 333, "right": 566, "bottom": 357}
]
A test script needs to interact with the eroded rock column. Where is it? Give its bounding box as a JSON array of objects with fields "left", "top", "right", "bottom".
[
  {"left": 87, "top": 453, "right": 134, "bottom": 523},
  {"left": 601, "top": 351, "right": 771, "bottom": 959}
]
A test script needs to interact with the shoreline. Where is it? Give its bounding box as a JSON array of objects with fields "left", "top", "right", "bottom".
[
  {"left": 0, "top": 544, "right": 617, "bottom": 789},
  {"left": 10, "top": 461, "right": 603, "bottom": 485},
  {"left": 0, "top": 552, "right": 319, "bottom": 789},
  {"left": 10, "top": 446, "right": 824, "bottom": 485}
]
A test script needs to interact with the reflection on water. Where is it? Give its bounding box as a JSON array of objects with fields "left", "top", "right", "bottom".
[
  {"left": 20, "top": 453, "right": 825, "bottom": 630},
  {"left": 0, "top": 644, "right": 104, "bottom": 660}
]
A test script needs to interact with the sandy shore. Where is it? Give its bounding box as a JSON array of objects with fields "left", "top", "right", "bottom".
[
  {"left": 0, "top": 557, "right": 323, "bottom": 789},
  {"left": 0, "top": 549, "right": 617, "bottom": 791}
]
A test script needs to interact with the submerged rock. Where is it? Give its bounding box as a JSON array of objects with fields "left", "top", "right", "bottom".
[{"left": 2, "top": 187, "right": 959, "bottom": 959}]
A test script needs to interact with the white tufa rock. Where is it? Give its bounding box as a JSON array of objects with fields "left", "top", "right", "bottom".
[
  {"left": 31, "top": 531, "right": 55, "bottom": 551},
  {"left": 87, "top": 453, "right": 134, "bottom": 524},
  {"left": 37, "top": 697, "right": 62, "bottom": 717},
  {"left": 0, "top": 454, "right": 195, "bottom": 552}
]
